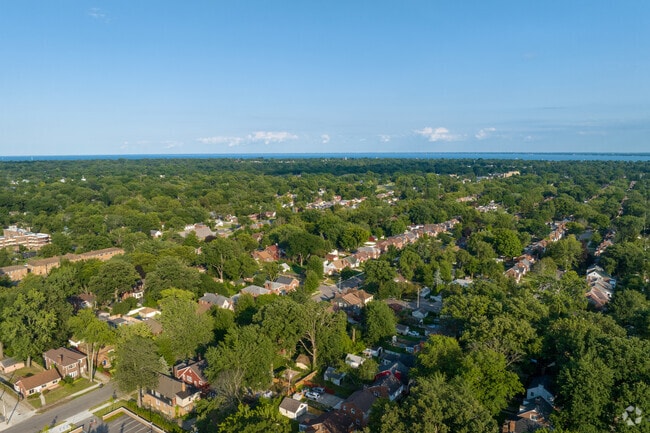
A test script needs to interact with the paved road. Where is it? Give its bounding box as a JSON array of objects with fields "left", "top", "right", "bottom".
[{"left": 1, "top": 383, "right": 118, "bottom": 433}]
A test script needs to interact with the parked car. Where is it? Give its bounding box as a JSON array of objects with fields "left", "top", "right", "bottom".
[
  {"left": 312, "top": 387, "right": 325, "bottom": 394},
  {"left": 407, "top": 330, "right": 420, "bottom": 337},
  {"left": 305, "top": 391, "right": 321, "bottom": 400}
]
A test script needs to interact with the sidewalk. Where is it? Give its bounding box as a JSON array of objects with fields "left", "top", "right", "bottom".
[{"left": 48, "top": 400, "right": 114, "bottom": 433}]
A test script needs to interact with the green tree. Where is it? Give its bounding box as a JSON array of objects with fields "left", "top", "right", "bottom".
[
  {"left": 364, "top": 260, "right": 396, "bottom": 287},
  {"left": 205, "top": 325, "right": 275, "bottom": 396},
  {"left": 158, "top": 294, "right": 213, "bottom": 362},
  {"left": 367, "top": 373, "right": 497, "bottom": 433},
  {"left": 68, "top": 309, "right": 115, "bottom": 381},
  {"left": 492, "top": 228, "right": 522, "bottom": 258},
  {"left": 218, "top": 400, "right": 291, "bottom": 433},
  {"left": 363, "top": 301, "right": 397, "bottom": 346},
  {"left": 114, "top": 335, "right": 161, "bottom": 407},
  {"left": 145, "top": 256, "right": 201, "bottom": 301},
  {"left": 546, "top": 234, "right": 584, "bottom": 271},
  {"left": 282, "top": 231, "right": 327, "bottom": 266},
  {"left": 0, "top": 287, "right": 58, "bottom": 367},
  {"left": 414, "top": 335, "right": 463, "bottom": 379},
  {"left": 460, "top": 349, "right": 524, "bottom": 416},
  {"left": 306, "top": 255, "right": 324, "bottom": 280},
  {"left": 90, "top": 259, "right": 140, "bottom": 304}
]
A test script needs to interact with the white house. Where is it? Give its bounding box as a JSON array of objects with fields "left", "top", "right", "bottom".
[
  {"left": 279, "top": 397, "right": 308, "bottom": 420},
  {"left": 345, "top": 354, "right": 366, "bottom": 369}
]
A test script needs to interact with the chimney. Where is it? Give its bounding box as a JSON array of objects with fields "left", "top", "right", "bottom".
[{"left": 60, "top": 354, "right": 64, "bottom": 364}]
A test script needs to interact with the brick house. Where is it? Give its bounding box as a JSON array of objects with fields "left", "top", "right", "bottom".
[
  {"left": 173, "top": 360, "right": 210, "bottom": 392},
  {"left": 14, "top": 368, "right": 61, "bottom": 396},
  {"left": 43, "top": 347, "right": 87, "bottom": 379},
  {"left": 143, "top": 374, "right": 200, "bottom": 418},
  {"left": 339, "top": 389, "right": 377, "bottom": 428}
]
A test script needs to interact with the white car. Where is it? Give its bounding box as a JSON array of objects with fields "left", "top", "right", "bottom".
[{"left": 305, "top": 391, "right": 321, "bottom": 400}]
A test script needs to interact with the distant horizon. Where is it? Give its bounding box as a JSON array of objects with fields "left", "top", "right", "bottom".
[{"left": 2, "top": 151, "right": 649, "bottom": 163}]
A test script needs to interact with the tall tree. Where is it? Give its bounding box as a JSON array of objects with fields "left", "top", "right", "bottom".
[
  {"left": 205, "top": 325, "right": 274, "bottom": 396},
  {"left": 114, "top": 335, "right": 161, "bottom": 407},
  {"left": 68, "top": 309, "right": 115, "bottom": 382},
  {"left": 90, "top": 259, "right": 140, "bottom": 304},
  {"left": 158, "top": 293, "right": 213, "bottom": 362},
  {"left": 0, "top": 287, "right": 58, "bottom": 367},
  {"left": 363, "top": 301, "right": 397, "bottom": 346},
  {"left": 145, "top": 256, "right": 201, "bottom": 301}
]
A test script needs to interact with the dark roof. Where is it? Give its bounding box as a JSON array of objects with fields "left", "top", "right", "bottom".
[
  {"left": 344, "top": 389, "right": 377, "bottom": 413},
  {"left": 279, "top": 397, "right": 305, "bottom": 413},
  {"left": 152, "top": 374, "right": 193, "bottom": 401},
  {"left": 275, "top": 276, "right": 297, "bottom": 285},
  {"left": 528, "top": 375, "right": 555, "bottom": 394},
  {"left": 305, "top": 410, "right": 353, "bottom": 433}
]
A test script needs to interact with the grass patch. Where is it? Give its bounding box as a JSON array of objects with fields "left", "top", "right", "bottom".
[
  {"left": 27, "top": 394, "right": 43, "bottom": 409},
  {"left": 40, "top": 378, "right": 94, "bottom": 406},
  {"left": 12, "top": 364, "right": 44, "bottom": 378},
  {"left": 102, "top": 411, "right": 126, "bottom": 423},
  {"left": 93, "top": 401, "right": 127, "bottom": 418}
]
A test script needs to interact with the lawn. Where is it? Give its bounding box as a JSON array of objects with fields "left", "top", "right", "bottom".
[{"left": 41, "top": 378, "right": 94, "bottom": 406}]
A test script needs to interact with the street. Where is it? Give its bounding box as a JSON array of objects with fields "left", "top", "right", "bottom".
[{"left": 0, "top": 382, "right": 118, "bottom": 433}]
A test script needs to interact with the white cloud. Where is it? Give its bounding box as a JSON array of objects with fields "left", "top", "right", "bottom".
[
  {"left": 321, "top": 134, "right": 330, "bottom": 144},
  {"left": 379, "top": 134, "right": 391, "bottom": 143},
  {"left": 247, "top": 131, "right": 298, "bottom": 144},
  {"left": 197, "top": 130, "right": 298, "bottom": 147},
  {"left": 197, "top": 136, "right": 243, "bottom": 147},
  {"left": 475, "top": 127, "right": 496, "bottom": 140},
  {"left": 415, "top": 127, "right": 461, "bottom": 142},
  {"left": 162, "top": 141, "right": 183, "bottom": 149},
  {"left": 88, "top": 8, "right": 109, "bottom": 21}
]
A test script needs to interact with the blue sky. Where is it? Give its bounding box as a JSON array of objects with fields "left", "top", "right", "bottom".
[{"left": 1, "top": 1, "right": 649, "bottom": 155}]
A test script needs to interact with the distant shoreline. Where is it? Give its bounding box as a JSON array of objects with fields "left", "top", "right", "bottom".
[{"left": 1, "top": 152, "right": 649, "bottom": 162}]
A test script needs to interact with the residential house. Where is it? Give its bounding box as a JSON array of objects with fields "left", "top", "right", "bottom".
[
  {"left": 332, "top": 289, "right": 373, "bottom": 315},
  {"left": 198, "top": 293, "right": 234, "bottom": 311},
  {"left": 502, "top": 376, "right": 556, "bottom": 432},
  {"left": 174, "top": 360, "right": 210, "bottom": 392},
  {"left": 412, "top": 308, "right": 428, "bottom": 320},
  {"left": 279, "top": 397, "right": 308, "bottom": 420},
  {"left": 14, "top": 368, "right": 61, "bottom": 396},
  {"left": 265, "top": 280, "right": 286, "bottom": 295},
  {"left": 275, "top": 275, "right": 300, "bottom": 291},
  {"left": 396, "top": 324, "right": 410, "bottom": 336},
  {"left": 252, "top": 245, "right": 280, "bottom": 262},
  {"left": 179, "top": 223, "right": 216, "bottom": 241},
  {"left": 340, "top": 389, "right": 378, "bottom": 428},
  {"left": 240, "top": 285, "right": 271, "bottom": 298},
  {"left": 526, "top": 376, "right": 555, "bottom": 406},
  {"left": 324, "top": 367, "right": 346, "bottom": 386},
  {"left": 368, "top": 373, "right": 404, "bottom": 402},
  {"left": 345, "top": 354, "right": 366, "bottom": 369},
  {"left": 143, "top": 374, "right": 200, "bottom": 418},
  {"left": 586, "top": 265, "right": 616, "bottom": 309},
  {"left": 43, "top": 347, "right": 87, "bottom": 379},
  {"left": 304, "top": 410, "right": 354, "bottom": 433},
  {"left": 0, "top": 357, "right": 24, "bottom": 374}
]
